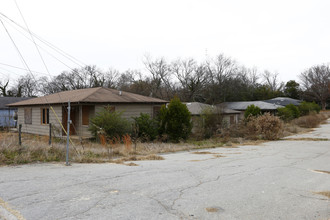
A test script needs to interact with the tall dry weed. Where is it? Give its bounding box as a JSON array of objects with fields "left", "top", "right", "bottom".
[{"left": 122, "top": 134, "right": 132, "bottom": 152}]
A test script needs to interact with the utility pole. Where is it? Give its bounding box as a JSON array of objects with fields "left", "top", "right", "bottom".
[{"left": 66, "top": 101, "right": 71, "bottom": 166}]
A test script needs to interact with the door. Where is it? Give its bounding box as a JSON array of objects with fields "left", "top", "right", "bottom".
[{"left": 62, "top": 106, "right": 77, "bottom": 135}]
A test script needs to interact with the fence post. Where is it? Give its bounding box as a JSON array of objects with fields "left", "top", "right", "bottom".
[
  {"left": 49, "top": 123, "right": 52, "bottom": 145},
  {"left": 66, "top": 101, "right": 71, "bottom": 166},
  {"left": 18, "top": 124, "right": 22, "bottom": 146}
]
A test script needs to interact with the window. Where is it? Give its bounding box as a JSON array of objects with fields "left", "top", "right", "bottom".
[
  {"left": 24, "top": 108, "right": 32, "bottom": 124},
  {"left": 82, "top": 105, "right": 93, "bottom": 125},
  {"left": 41, "top": 108, "right": 49, "bottom": 124},
  {"left": 230, "top": 115, "right": 235, "bottom": 124},
  {"left": 153, "top": 106, "right": 161, "bottom": 118},
  {"left": 104, "top": 106, "right": 115, "bottom": 112}
]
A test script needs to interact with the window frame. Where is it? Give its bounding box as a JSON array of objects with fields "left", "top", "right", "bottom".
[{"left": 41, "top": 108, "right": 50, "bottom": 125}]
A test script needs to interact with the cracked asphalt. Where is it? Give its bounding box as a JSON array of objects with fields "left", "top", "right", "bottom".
[{"left": 1, "top": 120, "right": 330, "bottom": 219}]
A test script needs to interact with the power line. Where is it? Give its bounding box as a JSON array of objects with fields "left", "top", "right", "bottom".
[
  {"left": 0, "top": 17, "right": 34, "bottom": 78},
  {"left": 0, "top": 62, "right": 50, "bottom": 76},
  {"left": 0, "top": 65, "right": 23, "bottom": 76},
  {"left": 0, "top": 11, "right": 86, "bottom": 68},
  {"left": 0, "top": 13, "right": 83, "bottom": 73},
  {"left": 14, "top": 0, "right": 50, "bottom": 74},
  {"left": 12, "top": 1, "right": 81, "bottom": 137},
  {"left": 0, "top": 12, "right": 93, "bottom": 89},
  {"left": 1, "top": 14, "right": 81, "bottom": 156}
]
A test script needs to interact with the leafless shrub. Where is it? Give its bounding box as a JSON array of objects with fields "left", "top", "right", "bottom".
[
  {"left": 246, "top": 113, "right": 283, "bottom": 140},
  {"left": 292, "top": 113, "right": 327, "bottom": 128}
]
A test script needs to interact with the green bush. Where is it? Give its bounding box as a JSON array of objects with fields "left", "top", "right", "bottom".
[
  {"left": 133, "top": 113, "right": 158, "bottom": 141},
  {"left": 89, "top": 106, "right": 131, "bottom": 139},
  {"left": 277, "top": 107, "right": 293, "bottom": 121},
  {"left": 286, "top": 104, "right": 300, "bottom": 118},
  {"left": 158, "top": 97, "right": 192, "bottom": 142},
  {"left": 277, "top": 104, "right": 300, "bottom": 121},
  {"left": 244, "top": 104, "right": 261, "bottom": 119},
  {"left": 158, "top": 104, "right": 168, "bottom": 136},
  {"left": 299, "top": 101, "right": 321, "bottom": 116},
  {"left": 200, "top": 107, "right": 223, "bottom": 139}
]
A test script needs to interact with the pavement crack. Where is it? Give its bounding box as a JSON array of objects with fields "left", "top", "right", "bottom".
[{"left": 169, "top": 174, "right": 222, "bottom": 217}]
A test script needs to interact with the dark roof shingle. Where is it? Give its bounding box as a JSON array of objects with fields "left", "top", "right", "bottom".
[{"left": 263, "top": 97, "right": 301, "bottom": 106}]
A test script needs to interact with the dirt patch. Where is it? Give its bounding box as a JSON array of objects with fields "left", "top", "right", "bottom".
[
  {"left": 221, "top": 145, "right": 239, "bottom": 148},
  {"left": 205, "top": 206, "right": 224, "bottom": 213},
  {"left": 125, "top": 162, "right": 138, "bottom": 166},
  {"left": 192, "top": 151, "right": 215, "bottom": 155},
  {"left": 111, "top": 154, "right": 164, "bottom": 164},
  {"left": 313, "top": 170, "right": 330, "bottom": 174},
  {"left": 213, "top": 154, "right": 225, "bottom": 158},
  {"left": 314, "top": 191, "right": 330, "bottom": 198}
]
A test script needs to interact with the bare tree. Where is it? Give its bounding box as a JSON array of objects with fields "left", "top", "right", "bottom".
[
  {"left": 0, "top": 80, "right": 9, "bottom": 96},
  {"left": 144, "top": 56, "right": 174, "bottom": 99},
  {"left": 172, "top": 59, "right": 207, "bottom": 102},
  {"left": 205, "top": 54, "right": 238, "bottom": 103},
  {"left": 300, "top": 64, "right": 330, "bottom": 110},
  {"left": 117, "top": 70, "right": 137, "bottom": 91},
  {"left": 12, "top": 74, "right": 38, "bottom": 97},
  {"left": 262, "top": 70, "right": 284, "bottom": 92},
  {"left": 103, "top": 68, "right": 120, "bottom": 89}
]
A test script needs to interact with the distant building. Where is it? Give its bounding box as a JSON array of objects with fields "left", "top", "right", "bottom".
[
  {"left": 0, "top": 97, "right": 31, "bottom": 128},
  {"left": 218, "top": 101, "right": 283, "bottom": 119},
  {"left": 185, "top": 102, "right": 241, "bottom": 133}
]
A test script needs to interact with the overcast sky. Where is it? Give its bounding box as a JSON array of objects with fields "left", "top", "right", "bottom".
[{"left": 1, "top": 0, "right": 330, "bottom": 85}]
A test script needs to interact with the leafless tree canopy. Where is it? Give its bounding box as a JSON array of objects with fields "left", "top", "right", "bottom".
[
  {"left": 3, "top": 54, "right": 329, "bottom": 108},
  {"left": 300, "top": 64, "right": 330, "bottom": 110}
]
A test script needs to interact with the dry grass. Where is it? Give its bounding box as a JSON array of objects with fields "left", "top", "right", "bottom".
[
  {"left": 0, "top": 132, "right": 166, "bottom": 165},
  {"left": 1, "top": 111, "right": 329, "bottom": 166},
  {"left": 1, "top": 131, "right": 232, "bottom": 165},
  {"left": 314, "top": 191, "right": 330, "bottom": 198}
]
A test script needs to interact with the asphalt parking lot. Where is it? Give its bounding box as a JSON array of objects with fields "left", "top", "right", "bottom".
[{"left": 1, "top": 120, "right": 330, "bottom": 220}]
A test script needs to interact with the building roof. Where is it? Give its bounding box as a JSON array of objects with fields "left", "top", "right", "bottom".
[
  {"left": 0, "top": 97, "right": 32, "bottom": 109},
  {"left": 263, "top": 97, "right": 301, "bottom": 106},
  {"left": 218, "top": 101, "right": 283, "bottom": 111},
  {"left": 185, "top": 102, "right": 240, "bottom": 115},
  {"left": 7, "top": 87, "right": 168, "bottom": 107}
]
